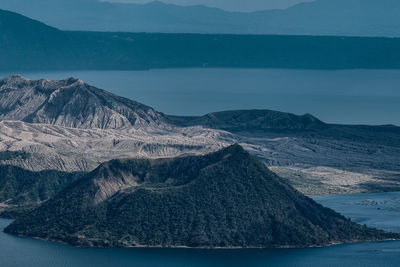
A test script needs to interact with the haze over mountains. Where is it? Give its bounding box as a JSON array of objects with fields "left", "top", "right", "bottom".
[
  {"left": 2, "top": 9, "right": 400, "bottom": 71},
  {"left": 0, "top": 0, "right": 399, "bottom": 36},
  {"left": 103, "top": 0, "right": 312, "bottom": 12}
]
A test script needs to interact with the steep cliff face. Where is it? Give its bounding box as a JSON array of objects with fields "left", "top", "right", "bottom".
[{"left": 0, "top": 75, "right": 165, "bottom": 129}]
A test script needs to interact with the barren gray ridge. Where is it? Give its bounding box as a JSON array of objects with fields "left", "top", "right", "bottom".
[
  {"left": 0, "top": 75, "right": 164, "bottom": 130},
  {"left": 0, "top": 75, "right": 399, "bottom": 218}
]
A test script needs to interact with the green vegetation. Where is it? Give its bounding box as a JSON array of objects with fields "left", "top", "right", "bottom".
[
  {"left": 5, "top": 145, "right": 399, "bottom": 248},
  {"left": 0, "top": 164, "right": 84, "bottom": 217},
  {"left": 0, "top": 151, "right": 30, "bottom": 161}
]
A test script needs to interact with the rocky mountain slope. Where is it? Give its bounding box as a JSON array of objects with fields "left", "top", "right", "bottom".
[
  {"left": 168, "top": 110, "right": 400, "bottom": 195},
  {"left": 0, "top": 75, "right": 164, "bottom": 129},
  {"left": 1, "top": 75, "right": 399, "bottom": 198},
  {"left": 0, "top": 120, "right": 233, "bottom": 172},
  {"left": 6, "top": 145, "right": 398, "bottom": 248},
  {"left": 0, "top": 75, "right": 235, "bottom": 172}
]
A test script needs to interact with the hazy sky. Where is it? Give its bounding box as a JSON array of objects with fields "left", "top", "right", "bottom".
[{"left": 102, "top": 0, "right": 314, "bottom": 12}]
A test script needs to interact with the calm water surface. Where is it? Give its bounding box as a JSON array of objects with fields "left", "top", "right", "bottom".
[
  {"left": 1, "top": 192, "right": 400, "bottom": 267},
  {"left": 1, "top": 69, "right": 399, "bottom": 265},
  {"left": 0, "top": 69, "right": 399, "bottom": 125}
]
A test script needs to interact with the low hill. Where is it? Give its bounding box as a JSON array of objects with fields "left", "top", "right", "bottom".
[
  {"left": 168, "top": 110, "right": 400, "bottom": 147},
  {"left": 167, "top": 110, "right": 327, "bottom": 133},
  {"left": 5, "top": 145, "right": 399, "bottom": 248}
]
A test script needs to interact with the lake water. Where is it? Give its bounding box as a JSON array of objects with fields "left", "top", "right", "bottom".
[
  {"left": 0, "top": 69, "right": 399, "bottom": 126},
  {"left": 1, "top": 68, "right": 399, "bottom": 265},
  {"left": 1, "top": 192, "right": 400, "bottom": 267}
]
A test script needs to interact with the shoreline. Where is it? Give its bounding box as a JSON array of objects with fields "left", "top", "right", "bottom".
[{"left": 3, "top": 230, "right": 399, "bottom": 250}]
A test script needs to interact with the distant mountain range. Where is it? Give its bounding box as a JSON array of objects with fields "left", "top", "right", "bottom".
[
  {"left": 2, "top": 9, "right": 400, "bottom": 71},
  {"left": 103, "top": 0, "right": 312, "bottom": 12},
  {"left": 1, "top": 0, "right": 400, "bottom": 36},
  {"left": 5, "top": 144, "right": 399, "bottom": 248}
]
